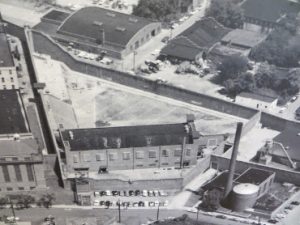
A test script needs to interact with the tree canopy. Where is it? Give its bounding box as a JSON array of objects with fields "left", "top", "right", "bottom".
[
  {"left": 250, "top": 14, "right": 300, "bottom": 68},
  {"left": 205, "top": 0, "right": 244, "bottom": 28},
  {"left": 132, "top": 0, "right": 181, "bottom": 22}
]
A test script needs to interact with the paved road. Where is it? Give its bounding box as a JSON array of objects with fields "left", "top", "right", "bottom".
[{"left": 0, "top": 207, "right": 250, "bottom": 225}]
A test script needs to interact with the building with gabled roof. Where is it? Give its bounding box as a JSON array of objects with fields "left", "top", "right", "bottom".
[
  {"left": 34, "top": 7, "right": 161, "bottom": 59},
  {"left": 160, "top": 17, "right": 231, "bottom": 62}
]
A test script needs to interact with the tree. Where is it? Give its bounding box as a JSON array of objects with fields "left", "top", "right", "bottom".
[
  {"left": 0, "top": 197, "right": 8, "bottom": 209},
  {"left": 132, "top": 0, "right": 180, "bottom": 22},
  {"left": 206, "top": 0, "right": 244, "bottom": 28},
  {"left": 217, "top": 54, "right": 248, "bottom": 82},
  {"left": 16, "top": 195, "right": 35, "bottom": 209},
  {"left": 37, "top": 193, "right": 55, "bottom": 209}
]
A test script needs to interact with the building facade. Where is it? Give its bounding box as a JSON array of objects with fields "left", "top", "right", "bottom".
[
  {"left": 235, "top": 92, "right": 278, "bottom": 110},
  {"left": 0, "top": 133, "right": 46, "bottom": 192},
  {"left": 59, "top": 115, "right": 201, "bottom": 178},
  {"left": 36, "top": 7, "right": 161, "bottom": 59}
]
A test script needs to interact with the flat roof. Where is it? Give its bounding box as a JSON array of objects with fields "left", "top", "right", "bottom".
[
  {"left": 238, "top": 92, "right": 277, "bottom": 103},
  {"left": 0, "top": 90, "right": 28, "bottom": 134},
  {"left": 0, "top": 135, "right": 39, "bottom": 156},
  {"left": 42, "top": 10, "right": 70, "bottom": 23},
  {"left": 57, "top": 7, "right": 157, "bottom": 47},
  {"left": 235, "top": 168, "right": 274, "bottom": 185},
  {"left": 271, "top": 126, "right": 300, "bottom": 161},
  {"left": 242, "top": 0, "right": 300, "bottom": 23},
  {"left": 221, "top": 29, "right": 267, "bottom": 48},
  {"left": 0, "top": 26, "right": 14, "bottom": 68},
  {"left": 62, "top": 122, "right": 195, "bottom": 151},
  {"left": 202, "top": 171, "right": 239, "bottom": 191}
]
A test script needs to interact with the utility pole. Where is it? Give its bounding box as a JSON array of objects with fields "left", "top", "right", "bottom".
[
  {"left": 9, "top": 197, "right": 16, "bottom": 221},
  {"left": 156, "top": 204, "right": 160, "bottom": 221},
  {"left": 133, "top": 50, "right": 137, "bottom": 71},
  {"left": 118, "top": 199, "right": 121, "bottom": 223}
]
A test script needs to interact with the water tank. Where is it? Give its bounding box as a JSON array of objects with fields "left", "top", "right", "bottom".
[{"left": 229, "top": 183, "right": 259, "bottom": 212}]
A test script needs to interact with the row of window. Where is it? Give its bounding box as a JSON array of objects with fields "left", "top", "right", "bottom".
[
  {"left": 0, "top": 157, "right": 32, "bottom": 161},
  {"left": 1, "top": 77, "right": 14, "bottom": 82},
  {"left": 74, "top": 149, "right": 192, "bottom": 163},
  {"left": 0, "top": 186, "right": 35, "bottom": 192},
  {"left": 1, "top": 84, "right": 16, "bottom": 89},
  {"left": 0, "top": 69, "right": 13, "bottom": 75},
  {"left": 1, "top": 165, "right": 35, "bottom": 183}
]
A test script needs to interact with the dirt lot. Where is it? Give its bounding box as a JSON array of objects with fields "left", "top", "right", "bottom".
[{"left": 33, "top": 55, "right": 244, "bottom": 134}]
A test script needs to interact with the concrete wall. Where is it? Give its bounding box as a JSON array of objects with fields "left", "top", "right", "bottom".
[
  {"left": 211, "top": 155, "right": 300, "bottom": 186},
  {"left": 241, "top": 111, "right": 261, "bottom": 137},
  {"left": 182, "top": 156, "right": 211, "bottom": 186}
]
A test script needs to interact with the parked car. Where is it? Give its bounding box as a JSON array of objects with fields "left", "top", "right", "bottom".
[
  {"left": 94, "top": 191, "right": 100, "bottom": 197},
  {"left": 105, "top": 190, "right": 112, "bottom": 196},
  {"left": 135, "top": 190, "right": 141, "bottom": 196},
  {"left": 216, "top": 215, "right": 226, "bottom": 219},
  {"left": 123, "top": 190, "right": 129, "bottom": 196},
  {"left": 291, "top": 201, "right": 300, "bottom": 205},
  {"left": 129, "top": 190, "right": 135, "bottom": 196},
  {"left": 122, "top": 202, "right": 130, "bottom": 207},
  {"left": 268, "top": 219, "right": 278, "bottom": 224},
  {"left": 149, "top": 202, "right": 155, "bottom": 207},
  {"left": 159, "top": 190, "right": 168, "bottom": 196},
  {"left": 132, "top": 202, "right": 139, "bottom": 207},
  {"left": 163, "top": 200, "right": 169, "bottom": 206},
  {"left": 291, "top": 96, "right": 298, "bottom": 102},
  {"left": 142, "top": 190, "right": 148, "bottom": 197},
  {"left": 161, "top": 36, "right": 170, "bottom": 43},
  {"left": 153, "top": 190, "right": 159, "bottom": 196},
  {"left": 138, "top": 201, "right": 145, "bottom": 207},
  {"left": 100, "top": 191, "right": 106, "bottom": 196},
  {"left": 93, "top": 199, "right": 100, "bottom": 206},
  {"left": 148, "top": 190, "right": 154, "bottom": 197},
  {"left": 112, "top": 191, "right": 120, "bottom": 196},
  {"left": 100, "top": 201, "right": 106, "bottom": 206}
]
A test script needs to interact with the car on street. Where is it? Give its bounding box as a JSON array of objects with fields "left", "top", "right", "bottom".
[
  {"left": 161, "top": 36, "right": 170, "bottom": 43},
  {"left": 129, "top": 190, "right": 135, "bottom": 196},
  {"left": 291, "top": 201, "right": 300, "bottom": 205},
  {"left": 112, "top": 191, "right": 120, "bottom": 196},
  {"left": 135, "top": 190, "right": 141, "bottom": 196},
  {"left": 105, "top": 190, "right": 112, "bottom": 196},
  {"left": 163, "top": 200, "right": 169, "bottom": 206},
  {"left": 93, "top": 199, "right": 100, "bottom": 206},
  {"left": 133, "top": 202, "right": 139, "bottom": 207},
  {"left": 142, "top": 190, "right": 148, "bottom": 197},
  {"left": 149, "top": 202, "right": 155, "bottom": 207},
  {"left": 94, "top": 191, "right": 100, "bottom": 197},
  {"left": 159, "top": 190, "right": 168, "bottom": 196},
  {"left": 100, "top": 201, "right": 106, "bottom": 206},
  {"left": 138, "top": 201, "right": 145, "bottom": 207},
  {"left": 153, "top": 190, "right": 159, "bottom": 196},
  {"left": 268, "top": 219, "right": 279, "bottom": 224},
  {"left": 148, "top": 190, "right": 154, "bottom": 197},
  {"left": 291, "top": 96, "right": 298, "bottom": 102}
]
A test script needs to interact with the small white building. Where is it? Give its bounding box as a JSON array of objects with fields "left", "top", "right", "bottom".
[
  {"left": 0, "top": 26, "right": 19, "bottom": 90},
  {"left": 235, "top": 92, "right": 278, "bottom": 110}
]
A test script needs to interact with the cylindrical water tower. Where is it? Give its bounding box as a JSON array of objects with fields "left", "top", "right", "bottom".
[{"left": 229, "top": 183, "right": 259, "bottom": 212}]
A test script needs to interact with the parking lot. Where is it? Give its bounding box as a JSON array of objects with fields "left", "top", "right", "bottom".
[{"left": 92, "top": 189, "right": 172, "bottom": 209}]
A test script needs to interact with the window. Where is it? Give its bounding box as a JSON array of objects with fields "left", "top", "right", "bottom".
[
  {"left": 24, "top": 157, "right": 31, "bottom": 161},
  {"left": 73, "top": 155, "right": 79, "bottom": 163},
  {"left": 186, "top": 149, "right": 191, "bottom": 156},
  {"left": 149, "top": 163, "right": 156, "bottom": 166},
  {"left": 136, "top": 151, "right": 144, "bottom": 159},
  {"left": 161, "top": 163, "right": 169, "bottom": 165},
  {"left": 149, "top": 150, "right": 157, "bottom": 158},
  {"left": 10, "top": 77, "right": 13, "bottom": 82},
  {"left": 12, "top": 157, "right": 18, "bottom": 161},
  {"left": 12, "top": 85, "right": 15, "bottom": 89},
  {"left": 9, "top": 70, "right": 12, "bottom": 75},
  {"left": 14, "top": 165, "right": 22, "bottom": 182},
  {"left": 7, "top": 187, "right": 13, "bottom": 191},
  {"left": 30, "top": 187, "right": 35, "bottom": 190},
  {"left": 83, "top": 153, "right": 91, "bottom": 162},
  {"left": 1, "top": 77, "right": 4, "bottom": 82},
  {"left": 3, "top": 85, "right": 6, "bottom": 90},
  {"left": 136, "top": 164, "right": 143, "bottom": 168},
  {"left": 109, "top": 153, "right": 117, "bottom": 161},
  {"left": 122, "top": 152, "right": 130, "bottom": 160},
  {"left": 174, "top": 149, "right": 182, "bottom": 157},
  {"left": 18, "top": 187, "right": 24, "bottom": 190},
  {"left": 96, "top": 153, "right": 105, "bottom": 161},
  {"left": 162, "top": 149, "right": 169, "bottom": 157},
  {"left": 2, "top": 165, "right": 10, "bottom": 182},
  {"left": 26, "top": 165, "right": 34, "bottom": 182}
]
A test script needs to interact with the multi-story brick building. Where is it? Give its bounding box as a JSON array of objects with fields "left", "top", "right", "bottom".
[
  {"left": 0, "top": 24, "right": 19, "bottom": 90},
  {"left": 59, "top": 115, "right": 201, "bottom": 178},
  {"left": 0, "top": 90, "right": 46, "bottom": 193}
]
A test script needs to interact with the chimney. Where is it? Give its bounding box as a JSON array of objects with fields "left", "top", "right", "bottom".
[{"left": 224, "top": 122, "right": 243, "bottom": 197}]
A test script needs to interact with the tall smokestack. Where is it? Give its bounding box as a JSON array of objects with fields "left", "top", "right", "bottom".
[{"left": 224, "top": 122, "right": 243, "bottom": 197}]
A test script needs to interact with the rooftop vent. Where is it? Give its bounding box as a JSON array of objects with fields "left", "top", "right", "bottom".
[
  {"left": 93, "top": 21, "right": 103, "bottom": 26},
  {"left": 13, "top": 133, "right": 20, "bottom": 141},
  {"left": 129, "top": 17, "right": 138, "bottom": 23},
  {"left": 69, "top": 131, "right": 74, "bottom": 140},
  {"left": 116, "top": 26, "right": 126, "bottom": 32},
  {"left": 106, "top": 12, "right": 116, "bottom": 17}
]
